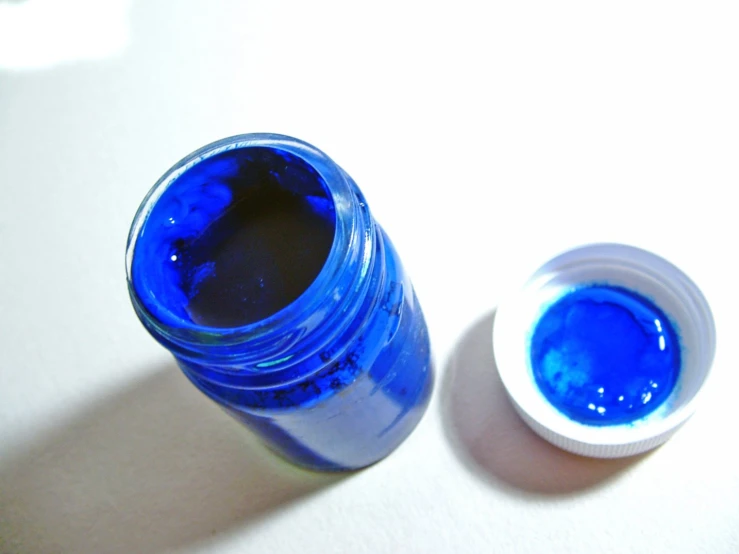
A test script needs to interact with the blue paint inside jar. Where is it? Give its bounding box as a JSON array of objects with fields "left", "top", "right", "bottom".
[
  {"left": 530, "top": 285, "right": 681, "bottom": 426},
  {"left": 127, "top": 135, "right": 433, "bottom": 471},
  {"left": 134, "top": 147, "right": 336, "bottom": 328}
]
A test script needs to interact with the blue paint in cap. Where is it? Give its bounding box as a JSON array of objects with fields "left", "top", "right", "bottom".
[{"left": 530, "top": 284, "right": 681, "bottom": 426}]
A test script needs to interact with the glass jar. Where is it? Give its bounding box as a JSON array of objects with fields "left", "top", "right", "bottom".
[{"left": 126, "top": 134, "right": 434, "bottom": 471}]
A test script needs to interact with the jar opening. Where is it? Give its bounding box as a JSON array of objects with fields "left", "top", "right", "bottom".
[{"left": 131, "top": 145, "right": 337, "bottom": 329}]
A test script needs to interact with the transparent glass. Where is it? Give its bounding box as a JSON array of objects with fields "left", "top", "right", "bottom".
[{"left": 126, "top": 134, "right": 434, "bottom": 471}]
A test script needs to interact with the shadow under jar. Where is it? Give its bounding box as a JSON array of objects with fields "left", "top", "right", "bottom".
[{"left": 126, "top": 134, "right": 434, "bottom": 471}]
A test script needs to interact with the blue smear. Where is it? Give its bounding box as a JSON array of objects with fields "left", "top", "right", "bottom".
[{"left": 530, "top": 285, "right": 681, "bottom": 426}]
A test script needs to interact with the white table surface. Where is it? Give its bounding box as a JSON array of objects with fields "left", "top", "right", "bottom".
[{"left": 2, "top": 1, "right": 738, "bottom": 552}]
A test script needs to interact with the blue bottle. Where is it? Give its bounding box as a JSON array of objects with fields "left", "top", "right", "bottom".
[{"left": 126, "top": 134, "right": 434, "bottom": 471}]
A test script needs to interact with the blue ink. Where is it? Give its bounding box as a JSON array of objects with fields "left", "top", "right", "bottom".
[
  {"left": 530, "top": 285, "right": 680, "bottom": 426},
  {"left": 127, "top": 134, "right": 433, "bottom": 471}
]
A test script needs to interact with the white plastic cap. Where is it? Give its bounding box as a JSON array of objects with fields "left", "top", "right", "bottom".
[{"left": 493, "top": 243, "right": 716, "bottom": 458}]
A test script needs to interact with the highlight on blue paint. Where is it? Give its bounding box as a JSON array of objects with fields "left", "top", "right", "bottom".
[{"left": 529, "top": 284, "right": 681, "bottom": 426}]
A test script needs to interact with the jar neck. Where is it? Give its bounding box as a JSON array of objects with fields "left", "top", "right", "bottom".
[{"left": 127, "top": 134, "right": 379, "bottom": 377}]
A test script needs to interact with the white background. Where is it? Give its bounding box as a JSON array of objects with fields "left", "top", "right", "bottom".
[{"left": 1, "top": 1, "right": 738, "bottom": 552}]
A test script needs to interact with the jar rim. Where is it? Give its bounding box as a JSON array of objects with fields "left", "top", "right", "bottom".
[{"left": 126, "top": 133, "right": 371, "bottom": 365}]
